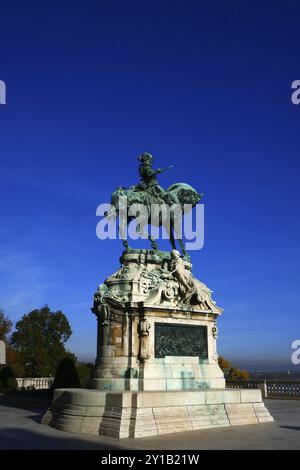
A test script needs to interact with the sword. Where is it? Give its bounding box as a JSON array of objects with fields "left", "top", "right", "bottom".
[{"left": 159, "top": 165, "right": 174, "bottom": 173}]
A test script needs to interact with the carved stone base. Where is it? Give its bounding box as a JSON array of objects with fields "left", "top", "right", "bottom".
[
  {"left": 92, "top": 356, "right": 225, "bottom": 391},
  {"left": 43, "top": 248, "right": 274, "bottom": 439},
  {"left": 88, "top": 249, "right": 227, "bottom": 392},
  {"left": 42, "top": 388, "right": 273, "bottom": 438}
]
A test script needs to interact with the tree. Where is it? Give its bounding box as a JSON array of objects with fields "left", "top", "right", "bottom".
[
  {"left": 5, "top": 347, "right": 25, "bottom": 377},
  {"left": 218, "top": 356, "right": 231, "bottom": 372},
  {"left": 227, "top": 367, "right": 250, "bottom": 381},
  {"left": 0, "top": 310, "right": 25, "bottom": 376},
  {"left": 11, "top": 306, "right": 75, "bottom": 377},
  {"left": 52, "top": 357, "right": 81, "bottom": 389},
  {"left": 0, "top": 310, "right": 13, "bottom": 341},
  {"left": 76, "top": 362, "right": 94, "bottom": 388},
  {"left": 0, "top": 366, "right": 17, "bottom": 392},
  {"left": 218, "top": 356, "right": 250, "bottom": 381}
]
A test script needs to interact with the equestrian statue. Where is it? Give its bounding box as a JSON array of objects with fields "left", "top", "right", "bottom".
[{"left": 105, "top": 152, "right": 202, "bottom": 258}]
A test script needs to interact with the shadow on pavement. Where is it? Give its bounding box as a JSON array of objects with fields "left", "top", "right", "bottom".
[
  {"left": 0, "top": 426, "right": 122, "bottom": 450},
  {"left": 280, "top": 426, "right": 300, "bottom": 432}
]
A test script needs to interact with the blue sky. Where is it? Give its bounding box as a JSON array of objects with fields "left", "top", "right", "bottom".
[{"left": 0, "top": 0, "right": 300, "bottom": 370}]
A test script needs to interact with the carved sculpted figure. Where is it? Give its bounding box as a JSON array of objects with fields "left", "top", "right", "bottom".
[
  {"left": 138, "top": 317, "right": 151, "bottom": 361},
  {"left": 212, "top": 324, "right": 218, "bottom": 339},
  {"left": 212, "top": 323, "right": 219, "bottom": 362},
  {"left": 92, "top": 283, "right": 111, "bottom": 326},
  {"left": 170, "top": 250, "right": 193, "bottom": 292},
  {"left": 170, "top": 250, "right": 204, "bottom": 304}
]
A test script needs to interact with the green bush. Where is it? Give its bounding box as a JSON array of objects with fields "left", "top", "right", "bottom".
[
  {"left": 76, "top": 362, "right": 94, "bottom": 388},
  {"left": 0, "top": 366, "right": 17, "bottom": 393},
  {"left": 52, "top": 357, "right": 81, "bottom": 389}
]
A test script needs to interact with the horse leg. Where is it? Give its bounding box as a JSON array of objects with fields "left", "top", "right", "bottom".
[
  {"left": 140, "top": 224, "right": 158, "bottom": 250},
  {"left": 122, "top": 239, "right": 129, "bottom": 250},
  {"left": 168, "top": 224, "right": 177, "bottom": 251},
  {"left": 149, "top": 234, "right": 158, "bottom": 250},
  {"left": 172, "top": 224, "right": 188, "bottom": 258},
  {"left": 118, "top": 224, "right": 129, "bottom": 251},
  {"left": 178, "top": 238, "right": 188, "bottom": 258}
]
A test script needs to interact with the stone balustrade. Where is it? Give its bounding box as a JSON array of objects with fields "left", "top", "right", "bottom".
[
  {"left": 16, "top": 377, "right": 53, "bottom": 390},
  {"left": 15, "top": 377, "right": 300, "bottom": 396},
  {"left": 226, "top": 380, "right": 300, "bottom": 399},
  {"left": 266, "top": 380, "right": 300, "bottom": 398}
]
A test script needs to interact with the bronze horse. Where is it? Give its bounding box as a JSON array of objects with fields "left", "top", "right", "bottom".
[{"left": 105, "top": 182, "right": 202, "bottom": 257}]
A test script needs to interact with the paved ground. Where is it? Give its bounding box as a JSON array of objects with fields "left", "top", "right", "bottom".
[{"left": 0, "top": 400, "right": 299, "bottom": 450}]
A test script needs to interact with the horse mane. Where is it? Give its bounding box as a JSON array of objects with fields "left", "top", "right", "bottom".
[{"left": 167, "top": 183, "right": 197, "bottom": 192}]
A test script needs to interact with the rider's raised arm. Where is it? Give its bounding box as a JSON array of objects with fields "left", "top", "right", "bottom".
[
  {"left": 155, "top": 165, "right": 174, "bottom": 176},
  {"left": 141, "top": 167, "right": 161, "bottom": 178}
]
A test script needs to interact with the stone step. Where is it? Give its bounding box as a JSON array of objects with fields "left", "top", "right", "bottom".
[{"left": 42, "top": 388, "right": 274, "bottom": 438}]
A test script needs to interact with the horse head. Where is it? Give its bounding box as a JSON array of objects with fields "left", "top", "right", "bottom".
[{"left": 167, "top": 183, "right": 202, "bottom": 209}]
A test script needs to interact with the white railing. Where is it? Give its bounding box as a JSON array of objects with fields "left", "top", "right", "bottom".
[
  {"left": 16, "top": 377, "right": 53, "bottom": 390},
  {"left": 266, "top": 380, "right": 300, "bottom": 398},
  {"left": 226, "top": 380, "right": 300, "bottom": 399}
]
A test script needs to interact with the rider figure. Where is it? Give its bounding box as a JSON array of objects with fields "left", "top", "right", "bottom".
[{"left": 137, "top": 153, "right": 175, "bottom": 204}]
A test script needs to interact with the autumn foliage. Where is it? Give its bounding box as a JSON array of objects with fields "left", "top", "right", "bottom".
[{"left": 218, "top": 356, "right": 250, "bottom": 381}]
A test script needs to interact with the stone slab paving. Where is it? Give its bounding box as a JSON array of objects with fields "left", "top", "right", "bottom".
[{"left": 0, "top": 400, "right": 299, "bottom": 450}]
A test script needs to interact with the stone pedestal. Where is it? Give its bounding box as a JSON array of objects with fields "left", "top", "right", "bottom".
[
  {"left": 43, "top": 249, "right": 274, "bottom": 438},
  {"left": 43, "top": 388, "right": 273, "bottom": 438},
  {"left": 92, "top": 249, "right": 225, "bottom": 391}
]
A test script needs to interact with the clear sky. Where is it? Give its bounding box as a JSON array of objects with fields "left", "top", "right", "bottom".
[{"left": 1, "top": 0, "right": 299, "bottom": 370}]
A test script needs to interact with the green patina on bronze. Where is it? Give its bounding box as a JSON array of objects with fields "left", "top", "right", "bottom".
[
  {"left": 105, "top": 152, "right": 203, "bottom": 257},
  {"left": 154, "top": 323, "right": 208, "bottom": 359}
]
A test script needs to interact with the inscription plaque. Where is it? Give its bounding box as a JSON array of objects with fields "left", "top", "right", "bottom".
[{"left": 155, "top": 323, "right": 208, "bottom": 358}]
